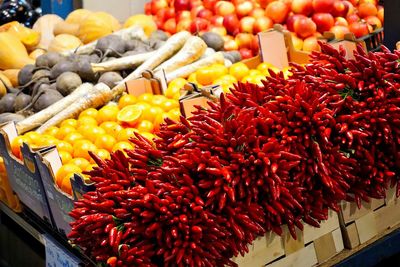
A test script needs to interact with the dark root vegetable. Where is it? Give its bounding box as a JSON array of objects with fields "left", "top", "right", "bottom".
[
  {"left": 0, "top": 93, "right": 16, "bottom": 113},
  {"left": 33, "top": 90, "right": 63, "bottom": 111},
  {"left": 14, "top": 93, "right": 32, "bottom": 112},
  {"left": 95, "top": 35, "right": 126, "bottom": 58},
  {"left": 0, "top": 113, "right": 25, "bottom": 124},
  {"left": 17, "top": 69, "right": 51, "bottom": 91},
  {"left": 18, "top": 64, "right": 35, "bottom": 86},
  {"left": 201, "top": 32, "right": 224, "bottom": 51},
  {"left": 32, "top": 82, "right": 49, "bottom": 98},
  {"left": 56, "top": 72, "right": 82, "bottom": 96},
  {"left": 125, "top": 39, "right": 149, "bottom": 51},
  {"left": 32, "top": 69, "right": 51, "bottom": 82},
  {"left": 36, "top": 52, "right": 64, "bottom": 68},
  {"left": 76, "top": 59, "right": 97, "bottom": 82},
  {"left": 150, "top": 30, "right": 169, "bottom": 41},
  {"left": 50, "top": 61, "right": 77, "bottom": 79},
  {"left": 67, "top": 54, "right": 80, "bottom": 62},
  {"left": 222, "top": 51, "right": 242, "bottom": 63},
  {"left": 98, "top": 72, "right": 123, "bottom": 88}
]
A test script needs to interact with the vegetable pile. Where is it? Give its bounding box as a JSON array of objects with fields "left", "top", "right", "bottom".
[
  {"left": 68, "top": 42, "right": 400, "bottom": 266},
  {"left": 0, "top": 25, "right": 241, "bottom": 133}
]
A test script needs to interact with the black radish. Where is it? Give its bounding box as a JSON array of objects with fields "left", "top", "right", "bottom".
[
  {"left": 98, "top": 72, "right": 123, "bottom": 88},
  {"left": 95, "top": 35, "right": 126, "bottom": 58},
  {"left": 0, "top": 93, "right": 16, "bottom": 113},
  {"left": 32, "top": 69, "right": 51, "bottom": 82},
  {"left": 18, "top": 64, "right": 35, "bottom": 86},
  {"left": 33, "top": 90, "right": 63, "bottom": 111},
  {"left": 56, "top": 72, "right": 82, "bottom": 96},
  {"left": 150, "top": 30, "right": 169, "bottom": 41},
  {"left": 50, "top": 61, "right": 77, "bottom": 79},
  {"left": 36, "top": 52, "right": 64, "bottom": 68},
  {"left": 125, "top": 39, "right": 148, "bottom": 51},
  {"left": 14, "top": 93, "right": 32, "bottom": 112},
  {"left": 201, "top": 32, "right": 224, "bottom": 51},
  {"left": 76, "top": 59, "right": 97, "bottom": 82},
  {"left": 222, "top": 51, "right": 242, "bottom": 63}
]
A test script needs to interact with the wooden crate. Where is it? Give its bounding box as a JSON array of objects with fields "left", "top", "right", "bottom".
[
  {"left": 339, "top": 192, "right": 400, "bottom": 249},
  {"left": 233, "top": 210, "right": 344, "bottom": 266}
]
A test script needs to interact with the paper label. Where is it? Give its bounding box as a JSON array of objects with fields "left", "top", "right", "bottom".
[
  {"left": 330, "top": 41, "right": 358, "bottom": 60},
  {"left": 180, "top": 97, "right": 210, "bottom": 118},
  {"left": 258, "top": 31, "right": 289, "bottom": 70},
  {"left": 125, "top": 78, "right": 153, "bottom": 96},
  {"left": 153, "top": 69, "right": 168, "bottom": 94},
  {"left": 43, "top": 234, "right": 80, "bottom": 267}
]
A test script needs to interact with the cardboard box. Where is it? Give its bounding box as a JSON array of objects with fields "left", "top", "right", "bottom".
[
  {"left": 339, "top": 197, "right": 400, "bottom": 249},
  {"left": 0, "top": 122, "right": 53, "bottom": 224},
  {"left": 248, "top": 24, "right": 369, "bottom": 70},
  {"left": 233, "top": 211, "right": 343, "bottom": 266},
  {"left": 125, "top": 70, "right": 165, "bottom": 96},
  {"left": 35, "top": 146, "right": 94, "bottom": 235},
  {"left": 179, "top": 83, "right": 222, "bottom": 118}
]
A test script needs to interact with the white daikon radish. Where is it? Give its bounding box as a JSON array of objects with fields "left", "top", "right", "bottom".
[
  {"left": 91, "top": 51, "right": 156, "bottom": 72},
  {"left": 154, "top": 36, "right": 207, "bottom": 73},
  {"left": 36, "top": 83, "right": 112, "bottom": 133},
  {"left": 16, "top": 83, "right": 94, "bottom": 134},
  {"left": 122, "top": 31, "right": 191, "bottom": 81}
]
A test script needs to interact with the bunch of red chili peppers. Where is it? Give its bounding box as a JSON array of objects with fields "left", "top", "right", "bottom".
[{"left": 68, "top": 42, "right": 400, "bottom": 266}]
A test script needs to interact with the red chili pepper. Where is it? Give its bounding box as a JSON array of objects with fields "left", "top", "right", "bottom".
[{"left": 109, "top": 227, "right": 117, "bottom": 247}]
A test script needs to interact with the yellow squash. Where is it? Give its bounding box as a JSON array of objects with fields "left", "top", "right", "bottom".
[
  {"left": 0, "top": 32, "right": 34, "bottom": 70},
  {"left": 65, "top": 9, "right": 93, "bottom": 25},
  {"left": 0, "top": 72, "right": 12, "bottom": 98},
  {"left": 48, "top": 34, "right": 82, "bottom": 52},
  {"left": 78, "top": 12, "right": 121, "bottom": 44},
  {"left": 54, "top": 21, "right": 80, "bottom": 36},
  {"left": 32, "top": 14, "right": 63, "bottom": 49},
  {"left": 5, "top": 22, "right": 41, "bottom": 51},
  {"left": 2, "top": 69, "right": 19, "bottom": 87}
]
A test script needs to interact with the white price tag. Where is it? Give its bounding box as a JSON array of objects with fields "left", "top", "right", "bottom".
[{"left": 42, "top": 234, "right": 81, "bottom": 267}]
